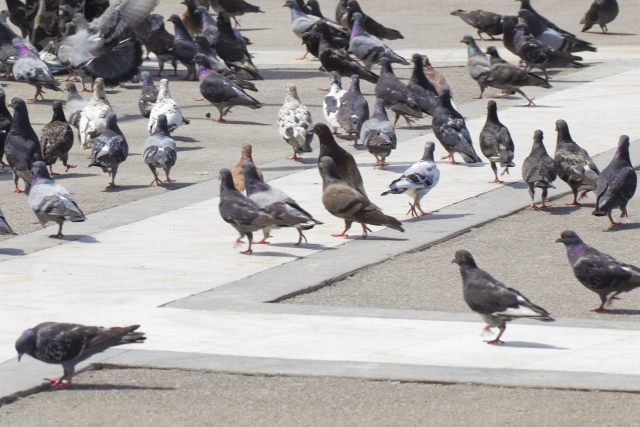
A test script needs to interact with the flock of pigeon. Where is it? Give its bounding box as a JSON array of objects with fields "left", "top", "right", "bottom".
[{"left": 6, "top": 0, "right": 640, "bottom": 388}]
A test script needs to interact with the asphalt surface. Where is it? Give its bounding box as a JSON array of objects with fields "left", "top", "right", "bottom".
[{"left": 2, "top": 367, "right": 640, "bottom": 427}]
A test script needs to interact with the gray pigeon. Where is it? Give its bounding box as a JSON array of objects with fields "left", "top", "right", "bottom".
[
  {"left": 592, "top": 135, "right": 636, "bottom": 226},
  {"left": 518, "top": 10, "right": 596, "bottom": 53},
  {"left": 501, "top": 15, "right": 520, "bottom": 57},
  {"left": 218, "top": 168, "right": 286, "bottom": 254},
  {"left": 88, "top": 113, "right": 129, "bottom": 188},
  {"left": 5, "top": 97, "right": 43, "bottom": 193},
  {"left": 581, "top": 0, "right": 619, "bottom": 33},
  {"left": 557, "top": 230, "right": 640, "bottom": 312},
  {"left": 0, "top": 207, "right": 15, "bottom": 235},
  {"left": 479, "top": 101, "right": 515, "bottom": 183},
  {"left": 522, "top": 130, "right": 556, "bottom": 210},
  {"left": 16, "top": 322, "right": 145, "bottom": 388},
  {"left": 210, "top": 0, "right": 264, "bottom": 27},
  {"left": 348, "top": 12, "right": 408, "bottom": 70},
  {"left": 0, "top": 83, "right": 12, "bottom": 169},
  {"left": 516, "top": 0, "right": 574, "bottom": 37},
  {"left": 360, "top": 98, "right": 396, "bottom": 169},
  {"left": 215, "top": 13, "right": 262, "bottom": 80},
  {"left": 345, "top": 0, "right": 403, "bottom": 40},
  {"left": 553, "top": 119, "right": 599, "bottom": 206},
  {"left": 460, "top": 35, "right": 494, "bottom": 100},
  {"left": 12, "top": 38, "right": 61, "bottom": 100},
  {"left": 336, "top": 74, "right": 369, "bottom": 145},
  {"left": 375, "top": 58, "right": 422, "bottom": 127},
  {"left": 432, "top": 89, "right": 481, "bottom": 164},
  {"left": 142, "top": 114, "right": 177, "bottom": 186},
  {"left": 142, "top": 14, "right": 178, "bottom": 77},
  {"left": 452, "top": 249, "right": 554, "bottom": 344},
  {"left": 28, "top": 161, "right": 85, "bottom": 237},
  {"left": 167, "top": 14, "right": 198, "bottom": 81},
  {"left": 450, "top": 9, "right": 503, "bottom": 40},
  {"left": 138, "top": 71, "right": 158, "bottom": 119},
  {"left": 63, "top": 82, "right": 87, "bottom": 145},
  {"left": 242, "top": 162, "right": 322, "bottom": 245},
  {"left": 407, "top": 53, "right": 439, "bottom": 117},
  {"left": 323, "top": 71, "right": 347, "bottom": 134},
  {"left": 194, "top": 35, "right": 257, "bottom": 92}
]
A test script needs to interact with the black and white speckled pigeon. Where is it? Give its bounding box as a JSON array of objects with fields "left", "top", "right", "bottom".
[
  {"left": 5, "top": 97, "right": 42, "bottom": 193},
  {"left": 215, "top": 13, "right": 262, "bottom": 80},
  {"left": 278, "top": 83, "right": 313, "bottom": 161},
  {"left": 143, "top": 14, "right": 178, "bottom": 77},
  {"left": 553, "top": 119, "right": 599, "bottom": 206},
  {"left": 12, "top": 38, "right": 61, "bottom": 101},
  {"left": 0, "top": 84, "right": 11, "bottom": 169},
  {"left": 323, "top": 72, "right": 347, "bottom": 135},
  {"left": 88, "top": 113, "right": 128, "bottom": 188},
  {"left": 167, "top": 14, "right": 198, "bottom": 81},
  {"left": 480, "top": 101, "right": 515, "bottom": 183},
  {"left": 593, "top": 135, "right": 636, "bottom": 226},
  {"left": 361, "top": 98, "right": 396, "bottom": 169},
  {"left": 518, "top": 10, "right": 596, "bottom": 53},
  {"left": 581, "top": 0, "right": 619, "bottom": 33},
  {"left": 143, "top": 114, "right": 177, "bottom": 186},
  {"left": 16, "top": 322, "right": 145, "bottom": 388},
  {"left": 375, "top": 58, "right": 422, "bottom": 127},
  {"left": 336, "top": 75, "right": 369, "bottom": 146},
  {"left": 348, "top": 13, "right": 408, "bottom": 70},
  {"left": 557, "top": 230, "right": 640, "bottom": 312},
  {"left": 28, "top": 161, "right": 85, "bottom": 237},
  {"left": 41, "top": 101, "right": 75, "bottom": 176},
  {"left": 345, "top": 0, "right": 403, "bottom": 40},
  {"left": 148, "top": 79, "right": 189, "bottom": 133},
  {"left": 522, "top": 130, "right": 556, "bottom": 210},
  {"left": 63, "top": 83, "right": 87, "bottom": 146},
  {"left": 138, "top": 72, "right": 158, "bottom": 119},
  {"left": 460, "top": 35, "right": 494, "bottom": 100},
  {"left": 218, "top": 168, "right": 286, "bottom": 254},
  {"left": 432, "top": 89, "right": 481, "bottom": 165},
  {"left": 515, "top": 0, "right": 574, "bottom": 37},
  {"left": 407, "top": 54, "right": 439, "bottom": 118},
  {"left": 451, "top": 9, "right": 503, "bottom": 41},
  {"left": 453, "top": 249, "right": 554, "bottom": 344},
  {"left": 0, "top": 207, "right": 15, "bottom": 234},
  {"left": 382, "top": 141, "right": 440, "bottom": 217}
]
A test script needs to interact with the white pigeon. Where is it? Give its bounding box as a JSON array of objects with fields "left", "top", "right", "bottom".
[
  {"left": 323, "top": 72, "right": 347, "bottom": 135},
  {"left": 78, "top": 78, "right": 112, "bottom": 149},
  {"left": 277, "top": 83, "right": 313, "bottom": 161},
  {"left": 148, "top": 79, "right": 189, "bottom": 133},
  {"left": 381, "top": 141, "right": 440, "bottom": 217}
]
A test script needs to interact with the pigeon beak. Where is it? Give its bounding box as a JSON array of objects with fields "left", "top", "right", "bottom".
[
  {"left": 555, "top": 238, "right": 563, "bottom": 243},
  {"left": 17, "top": 353, "right": 22, "bottom": 362}
]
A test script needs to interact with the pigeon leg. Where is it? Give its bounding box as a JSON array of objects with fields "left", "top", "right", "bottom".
[
  {"left": 27, "top": 85, "right": 43, "bottom": 101},
  {"left": 295, "top": 52, "right": 309, "bottom": 60},
  {"left": 48, "top": 165, "right": 59, "bottom": 176},
  {"left": 500, "top": 167, "right": 510, "bottom": 176},
  {"left": 295, "top": 229, "right": 308, "bottom": 246},
  {"left": 154, "top": 69, "right": 164, "bottom": 77},
  {"left": 566, "top": 190, "right": 580, "bottom": 206},
  {"left": 606, "top": 292, "right": 621, "bottom": 307},
  {"left": 332, "top": 127, "right": 341, "bottom": 135},
  {"left": 607, "top": 212, "right": 623, "bottom": 226},
  {"left": 195, "top": 97, "right": 205, "bottom": 101},
  {"left": 360, "top": 222, "right": 372, "bottom": 238},
  {"left": 415, "top": 198, "right": 432, "bottom": 216},
  {"left": 64, "top": 164, "right": 77, "bottom": 172},
  {"left": 44, "top": 377, "right": 73, "bottom": 388},
  {"left": 332, "top": 220, "right": 352, "bottom": 237},
  {"left": 484, "top": 325, "right": 505, "bottom": 344},
  {"left": 286, "top": 149, "right": 300, "bottom": 160},
  {"left": 489, "top": 162, "right": 502, "bottom": 183},
  {"left": 50, "top": 223, "right": 64, "bottom": 238},
  {"left": 108, "top": 171, "right": 119, "bottom": 188},
  {"left": 349, "top": 133, "right": 359, "bottom": 147},
  {"left": 233, "top": 17, "right": 241, "bottom": 28},
  {"left": 473, "top": 86, "right": 484, "bottom": 99},
  {"left": 543, "top": 70, "right": 550, "bottom": 82},
  {"left": 214, "top": 111, "right": 226, "bottom": 123},
  {"left": 406, "top": 202, "right": 417, "bottom": 217},
  {"left": 578, "top": 190, "right": 590, "bottom": 201},
  {"left": 150, "top": 170, "right": 163, "bottom": 186},
  {"left": 591, "top": 304, "right": 606, "bottom": 312},
  {"left": 477, "top": 31, "right": 486, "bottom": 41},
  {"left": 538, "top": 188, "right": 551, "bottom": 209},
  {"left": 12, "top": 175, "right": 23, "bottom": 193},
  {"left": 403, "top": 115, "right": 414, "bottom": 129},
  {"left": 591, "top": 294, "right": 608, "bottom": 312},
  {"left": 163, "top": 172, "right": 176, "bottom": 183},
  {"left": 372, "top": 154, "right": 382, "bottom": 168},
  {"left": 393, "top": 112, "right": 400, "bottom": 127},
  {"left": 240, "top": 233, "right": 253, "bottom": 254}
]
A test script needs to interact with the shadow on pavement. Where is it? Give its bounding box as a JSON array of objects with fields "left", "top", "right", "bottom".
[
  {"left": 502, "top": 341, "right": 568, "bottom": 350},
  {"left": 0, "top": 248, "right": 25, "bottom": 256},
  {"left": 604, "top": 223, "right": 640, "bottom": 232},
  {"left": 65, "top": 384, "right": 175, "bottom": 391}
]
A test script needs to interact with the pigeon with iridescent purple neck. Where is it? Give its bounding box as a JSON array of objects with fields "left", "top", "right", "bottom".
[
  {"left": 360, "top": 98, "right": 396, "bottom": 169},
  {"left": 348, "top": 12, "right": 408, "bottom": 70},
  {"left": 375, "top": 58, "right": 422, "bottom": 127},
  {"left": 167, "top": 14, "right": 198, "bottom": 81},
  {"left": 12, "top": 38, "right": 60, "bottom": 101}
]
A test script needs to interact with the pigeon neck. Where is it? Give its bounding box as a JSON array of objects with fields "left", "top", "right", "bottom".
[
  {"left": 158, "top": 86, "right": 171, "bottom": 100},
  {"left": 411, "top": 60, "right": 432, "bottom": 88},
  {"left": 614, "top": 145, "right": 631, "bottom": 163},
  {"left": 421, "top": 146, "right": 435, "bottom": 162},
  {"left": 32, "top": 175, "right": 50, "bottom": 185},
  {"left": 52, "top": 106, "right": 66, "bottom": 123},
  {"left": 15, "top": 42, "right": 31, "bottom": 58},
  {"left": 349, "top": 78, "right": 361, "bottom": 93},
  {"left": 289, "top": 6, "right": 306, "bottom": 20},
  {"left": 459, "top": 263, "right": 477, "bottom": 279},
  {"left": 556, "top": 128, "right": 573, "bottom": 146},
  {"left": 10, "top": 107, "right": 28, "bottom": 134},
  {"left": 380, "top": 62, "right": 393, "bottom": 76},
  {"left": 319, "top": 28, "right": 336, "bottom": 49},
  {"left": 198, "top": 65, "right": 213, "bottom": 80},
  {"left": 566, "top": 242, "right": 587, "bottom": 261},
  {"left": 486, "top": 107, "right": 499, "bottom": 123},
  {"left": 201, "top": 11, "right": 215, "bottom": 28},
  {"left": 531, "top": 139, "right": 547, "bottom": 155},
  {"left": 142, "top": 77, "right": 155, "bottom": 89},
  {"left": 465, "top": 42, "right": 482, "bottom": 58},
  {"left": 351, "top": 16, "right": 365, "bottom": 37},
  {"left": 245, "top": 177, "right": 269, "bottom": 195},
  {"left": 173, "top": 23, "right": 192, "bottom": 41},
  {"left": 373, "top": 101, "right": 386, "bottom": 117}
]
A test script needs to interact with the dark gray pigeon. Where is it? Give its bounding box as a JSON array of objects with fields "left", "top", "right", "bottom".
[
  {"left": 167, "top": 14, "right": 198, "bottom": 81},
  {"left": 407, "top": 53, "right": 439, "bottom": 117},
  {"left": 5, "top": 0, "right": 27, "bottom": 38},
  {"left": 345, "top": 0, "right": 403, "bottom": 40},
  {"left": 194, "top": 34, "right": 257, "bottom": 91},
  {"left": 215, "top": 13, "right": 262, "bottom": 80},
  {"left": 0, "top": 207, "right": 16, "bottom": 234},
  {"left": 581, "top": 0, "right": 618, "bottom": 33},
  {"left": 432, "top": 89, "right": 481, "bottom": 164},
  {"left": 306, "top": 0, "right": 332, "bottom": 22},
  {"left": 335, "top": 0, "right": 349, "bottom": 27},
  {"left": 336, "top": 74, "right": 369, "bottom": 145},
  {"left": 553, "top": 119, "right": 599, "bottom": 206},
  {"left": 218, "top": 168, "right": 286, "bottom": 254},
  {"left": 5, "top": 97, "right": 43, "bottom": 193},
  {"left": 348, "top": 12, "right": 408, "bottom": 70},
  {"left": 41, "top": 101, "right": 75, "bottom": 175},
  {"left": 0, "top": 84, "right": 12, "bottom": 169},
  {"left": 143, "top": 114, "right": 177, "bottom": 186},
  {"left": 12, "top": 38, "right": 61, "bottom": 101},
  {"left": 242, "top": 161, "right": 322, "bottom": 245},
  {"left": 28, "top": 161, "right": 85, "bottom": 237},
  {"left": 479, "top": 101, "right": 515, "bottom": 183},
  {"left": 557, "top": 230, "right": 640, "bottom": 312},
  {"left": 451, "top": 9, "right": 503, "bottom": 40},
  {"left": 375, "top": 58, "right": 422, "bottom": 127},
  {"left": 143, "top": 14, "right": 178, "bottom": 77},
  {"left": 518, "top": 10, "right": 596, "bottom": 53},
  {"left": 515, "top": 0, "right": 575, "bottom": 37},
  {"left": 501, "top": 15, "right": 519, "bottom": 56},
  {"left": 63, "top": 82, "right": 87, "bottom": 145},
  {"left": 460, "top": 35, "right": 494, "bottom": 100},
  {"left": 16, "top": 322, "right": 145, "bottom": 388},
  {"left": 210, "top": 0, "right": 264, "bottom": 27},
  {"left": 452, "top": 249, "right": 554, "bottom": 344},
  {"left": 138, "top": 71, "right": 158, "bottom": 119},
  {"left": 360, "top": 98, "right": 396, "bottom": 169},
  {"left": 593, "top": 135, "right": 636, "bottom": 226},
  {"left": 88, "top": 113, "right": 128, "bottom": 188},
  {"left": 522, "top": 130, "right": 556, "bottom": 210}
]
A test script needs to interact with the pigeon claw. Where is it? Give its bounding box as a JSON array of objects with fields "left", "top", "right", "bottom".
[
  {"left": 45, "top": 377, "right": 73, "bottom": 389},
  {"left": 331, "top": 231, "right": 348, "bottom": 237},
  {"left": 64, "top": 164, "right": 77, "bottom": 172},
  {"left": 240, "top": 248, "right": 253, "bottom": 255},
  {"left": 484, "top": 338, "right": 505, "bottom": 345},
  {"left": 252, "top": 239, "right": 269, "bottom": 245}
]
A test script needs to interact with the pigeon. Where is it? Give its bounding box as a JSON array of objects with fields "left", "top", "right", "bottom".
[
  {"left": 361, "top": 98, "right": 396, "bottom": 169},
  {"left": 375, "top": 58, "right": 422, "bottom": 127},
  {"left": 381, "top": 141, "right": 440, "bottom": 217},
  {"left": 142, "top": 14, "right": 178, "bottom": 78},
  {"left": 581, "top": 0, "right": 619, "bottom": 33},
  {"left": 300, "top": 20, "right": 350, "bottom": 60},
  {"left": 553, "top": 119, "right": 599, "bottom": 206},
  {"left": 231, "top": 143, "right": 262, "bottom": 193},
  {"left": 63, "top": 83, "right": 87, "bottom": 146},
  {"left": 345, "top": 0, "right": 403, "bottom": 40},
  {"left": 335, "top": 0, "right": 349, "bottom": 27},
  {"left": 317, "top": 21, "right": 378, "bottom": 84},
  {"left": 215, "top": 13, "right": 262, "bottom": 80},
  {"left": 450, "top": 9, "right": 503, "bottom": 41},
  {"left": 182, "top": 0, "right": 202, "bottom": 36},
  {"left": 5, "top": 97, "right": 43, "bottom": 193},
  {"left": 218, "top": 168, "right": 286, "bottom": 254},
  {"left": 192, "top": 53, "right": 261, "bottom": 123},
  {"left": 323, "top": 71, "right": 347, "bottom": 135},
  {"left": 138, "top": 72, "right": 158, "bottom": 119},
  {"left": 421, "top": 55, "right": 451, "bottom": 96},
  {"left": 5, "top": 0, "right": 27, "bottom": 38},
  {"left": 194, "top": 34, "right": 257, "bottom": 92},
  {"left": 479, "top": 101, "right": 515, "bottom": 183},
  {"left": 557, "top": 230, "right": 640, "bottom": 312},
  {"left": 278, "top": 83, "right": 313, "bottom": 161},
  {"left": 142, "top": 114, "right": 177, "bottom": 186},
  {"left": 210, "top": 0, "right": 264, "bottom": 28},
  {"left": 518, "top": 9, "right": 596, "bottom": 53},
  {"left": 432, "top": 89, "right": 481, "bottom": 164},
  {"left": 78, "top": 78, "right": 113, "bottom": 150},
  {"left": 306, "top": 0, "right": 333, "bottom": 22},
  {"left": 452, "top": 249, "right": 554, "bottom": 344},
  {"left": 88, "top": 113, "right": 128, "bottom": 188},
  {"left": 28, "top": 161, "right": 85, "bottom": 237},
  {"left": 515, "top": 0, "right": 575, "bottom": 37},
  {"left": 460, "top": 35, "right": 494, "bottom": 100},
  {"left": 313, "top": 122, "right": 366, "bottom": 197},
  {"left": 242, "top": 162, "right": 322, "bottom": 245},
  {"left": 148, "top": 79, "right": 189, "bottom": 133},
  {"left": 15, "top": 322, "right": 145, "bottom": 388},
  {"left": 12, "top": 38, "right": 61, "bottom": 101},
  {"left": 284, "top": 0, "right": 323, "bottom": 40},
  {"left": 592, "top": 135, "right": 636, "bottom": 226},
  {"left": 336, "top": 74, "right": 369, "bottom": 145},
  {"left": 41, "top": 101, "right": 75, "bottom": 176},
  {"left": 0, "top": 83, "right": 11, "bottom": 168},
  {"left": 319, "top": 156, "right": 403, "bottom": 238},
  {"left": 501, "top": 15, "right": 520, "bottom": 57},
  {"left": 348, "top": 12, "right": 408, "bottom": 70},
  {"left": 407, "top": 53, "right": 439, "bottom": 117},
  {"left": 0, "top": 207, "right": 15, "bottom": 234},
  {"left": 522, "top": 130, "right": 556, "bottom": 210},
  {"left": 167, "top": 14, "right": 198, "bottom": 81}
]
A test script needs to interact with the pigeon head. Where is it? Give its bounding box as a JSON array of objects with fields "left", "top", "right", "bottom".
[
  {"left": 180, "top": 0, "right": 196, "bottom": 11},
  {"left": 192, "top": 54, "right": 214, "bottom": 79},
  {"left": 486, "top": 100, "right": 499, "bottom": 121},
  {"left": 348, "top": 74, "right": 361, "bottom": 92},
  {"left": 64, "top": 21, "right": 76, "bottom": 37},
  {"left": 240, "top": 162, "right": 268, "bottom": 195},
  {"left": 92, "top": 78, "right": 107, "bottom": 101},
  {"left": 373, "top": 98, "right": 387, "bottom": 117},
  {"left": 8, "top": 97, "right": 29, "bottom": 130},
  {"left": 438, "top": 88, "right": 454, "bottom": 109},
  {"left": 318, "top": 156, "right": 341, "bottom": 184},
  {"left": 451, "top": 250, "right": 477, "bottom": 269},
  {"left": 411, "top": 53, "right": 422, "bottom": 66},
  {"left": 312, "top": 123, "right": 335, "bottom": 143},
  {"left": 104, "top": 112, "right": 121, "bottom": 134},
  {"left": 485, "top": 46, "right": 500, "bottom": 59},
  {"left": 514, "top": 23, "right": 531, "bottom": 36},
  {"left": 556, "top": 230, "right": 586, "bottom": 250},
  {"left": 555, "top": 119, "right": 574, "bottom": 144},
  {"left": 460, "top": 35, "right": 483, "bottom": 57},
  {"left": 31, "top": 161, "right": 51, "bottom": 182},
  {"left": 283, "top": 0, "right": 305, "bottom": 19},
  {"left": 65, "top": 82, "right": 80, "bottom": 98},
  {"left": 195, "top": 34, "right": 211, "bottom": 49},
  {"left": 350, "top": 12, "right": 365, "bottom": 35},
  {"left": 154, "top": 114, "right": 170, "bottom": 134},
  {"left": 614, "top": 135, "right": 631, "bottom": 162},
  {"left": 51, "top": 100, "right": 66, "bottom": 122},
  {"left": 143, "top": 14, "right": 165, "bottom": 33},
  {"left": 219, "top": 168, "right": 237, "bottom": 192},
  {"left": 501, "top": 15, "right": 517, "bottom": 33},
  {"left": 379, "top": 58, "right": 393, "bottom": 75},
  {"left": 158, "top": 79, "right": 171, "bottom": 99},
  {"left": 517, "top": 9, "right": 541, "bottom": 32},
  {"left": 421, "top": 55, "right": 432, "bottom": 67},
  {"left": 141, "top": 72, "right": 154, "bottom": 89},
  {"left": 346, "top": 0, "right": 363, "bottom": 13},
  {"left": 284, "top": 84, "right": 301, "bottom": 102},
  {"left": 531, "top": 129, "right": 547, "bottom": 152},
  {"left": 329, "top": 71, "right": 342, "bottom": 88},
  {"left": 15, "top": 328, "right": 36, "bottom": 362},
  {"left": 168, "top": 14, "right": 191, "bottom": 40},
  {"left": 421, "top": 142, "right": 436, "bottom": 162},
  {"left": 0, "top": 83, "right": 5, "bottom": 102}
]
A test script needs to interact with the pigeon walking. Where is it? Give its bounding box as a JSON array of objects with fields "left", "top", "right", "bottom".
[
  {"left": 460, "top": 35, "right": 494, "bottom": 100},
  {"left": 381, "top": 141, "right": 440, "bottom": 217},
  {"left": 375, "top": 58, "right": 422, "bottom": 127},
  {"left": 148, "top": 79, "right": 189, "bottom": 133},
  {"left": 5, "top": 97, "right": 43, "bottom": 193},
  {"left": 432, "top": 89, "right": 481, "bottom": 164},
  {"left": 323, "top": 72, "right": 347, "bottom": 135},
  {"left": 167, "top": 14, "right": 198, "bottom": 81},
  {"left": 88, "top": 113, "right": 128, "bottom": 188},
  {"left": 336, "top": 74, "right": 369, "bottom": 145},
  {"left": 522, "top": 130, "right": 556, "bottom": 210},
  {"left": 581, "top": 0, "right": 619, "bottom": 33},
  {"left": 278, "top": 84, "right": 313, "bottom": 161},
  {"left": 64, "top": 82, "right": 88, "bottom": 145},
  {"left": 407, "top": 54, "right": 439, "bottom": 117},
  {"left": 78, "top": 78, "right": 113, "bottom": 149},
  {"left": 592, "top": 135, "right": 636, "bottom": 226},
  {"left": 143, "top": 14, "right": 178, "bottom": 77},
  {"left": 215, "top": 13, "right": 262, "bottom": 80},
  {"left": 138, "top": 71, "right": 158, "bottom": 119},
  {"left": 231, "top": 143, "right": 262, "bottom": 193},
  {"left": 557, "top": 230, "right": 640, "bottom": 312},
  {"left": 451, "top": 9, "right": 502, "bottom": 40},
  {"left": 41, "top": 101, "right": 75, "bottom": 176},
  {"left": 16, "top": 322, "right": 145, "bottom": 388},
  {"left": 142, "top": 114, "right": 177, "bottom": 186},
  {"left": 515, "top": 0, "right": 574, "bottom": 37},
  {"left": 518, "top": 10, "right": 596, "bottom": 53},
  {"left": 452, "top": 249, "right": 554, "bottom": 344},
  {"left": 210, "top": 0, "right": 264, "bottom": 28},
  {"left": 12, "top": 38, "right": 61, "bottom": 100},
  {"left": 348, "top": 12, "right": 408, "bottom": 70},
  {"left": 345, "top": 0, "right": 403, "bottom": 40},
  {"left": 360, "top": 98, "right": 396, "bottom": 169},
  {"left": 479, "top": 101, "right": 515, "bottom": 183}
]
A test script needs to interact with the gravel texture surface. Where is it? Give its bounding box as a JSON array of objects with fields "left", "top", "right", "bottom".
[{"left": 2, "top": 368, "right": 640, "bottom": 427}]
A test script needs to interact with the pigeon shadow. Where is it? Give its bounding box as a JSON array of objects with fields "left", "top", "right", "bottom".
[
  {"left": 360, "top": 236, "right": 408, "bottom": 242},
  {"left": 598, "top": 309, "right": 640, "bottom": 316},
  {"left": 66, "top": 384, "right": 175, "bottom": 391},
  {"left": 0, "top": 248, "right": 25, "bottom": 256},
  {"left": 591, "top": 32, "right": 636, "bottom": 36},
  {"left": 176, "top": 146, "right": 204, "bottom": 152},
  {"left": 502, "top": 341, "right": 568, "bottom": 350},
  {"left": 54, "top": 173, "right": 98, "bottom": 180},
  {"left": 220, "top": 120, "right": 270, "bottom": 126},
  {"left": 237, "top": 28, "right": 271, "bottom": 32},
  {"left": 545, "top": 205, "right": 582, "bottom": 216},
  {"left": 604, "top": 223, "right": 640, "bottom": 232},
  {"left": 251, "top": 251, "right": 300, "bottom": 258},
  {"left": 103, "top": 184, "right": 151, "bottom": 192},
  {"left": 261, "top": 163, "right": 316, "bottom": 172},
  {"left": 381, "top": 164, "right": 414, "bottom": 173},
  {"left": 116, "top": 114, "right": 146, "bottom": 123},
  {"left": 260, "top": 71, "right": 324, "bottom": 80},
  {"left": 56, "top": 235, "right": 99, "bottom": 243},
  {"left": 505, "top": 181, "right": 528, "bottom": 190},
  {"left": 511, "top": 104, "right": 562, "bottom": 109},
  {"left": 173, "top": 136, "right": 197, "bottom": 143},
  {"left": 266, "top": 242, "right": 335, "bottom": 250}
]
